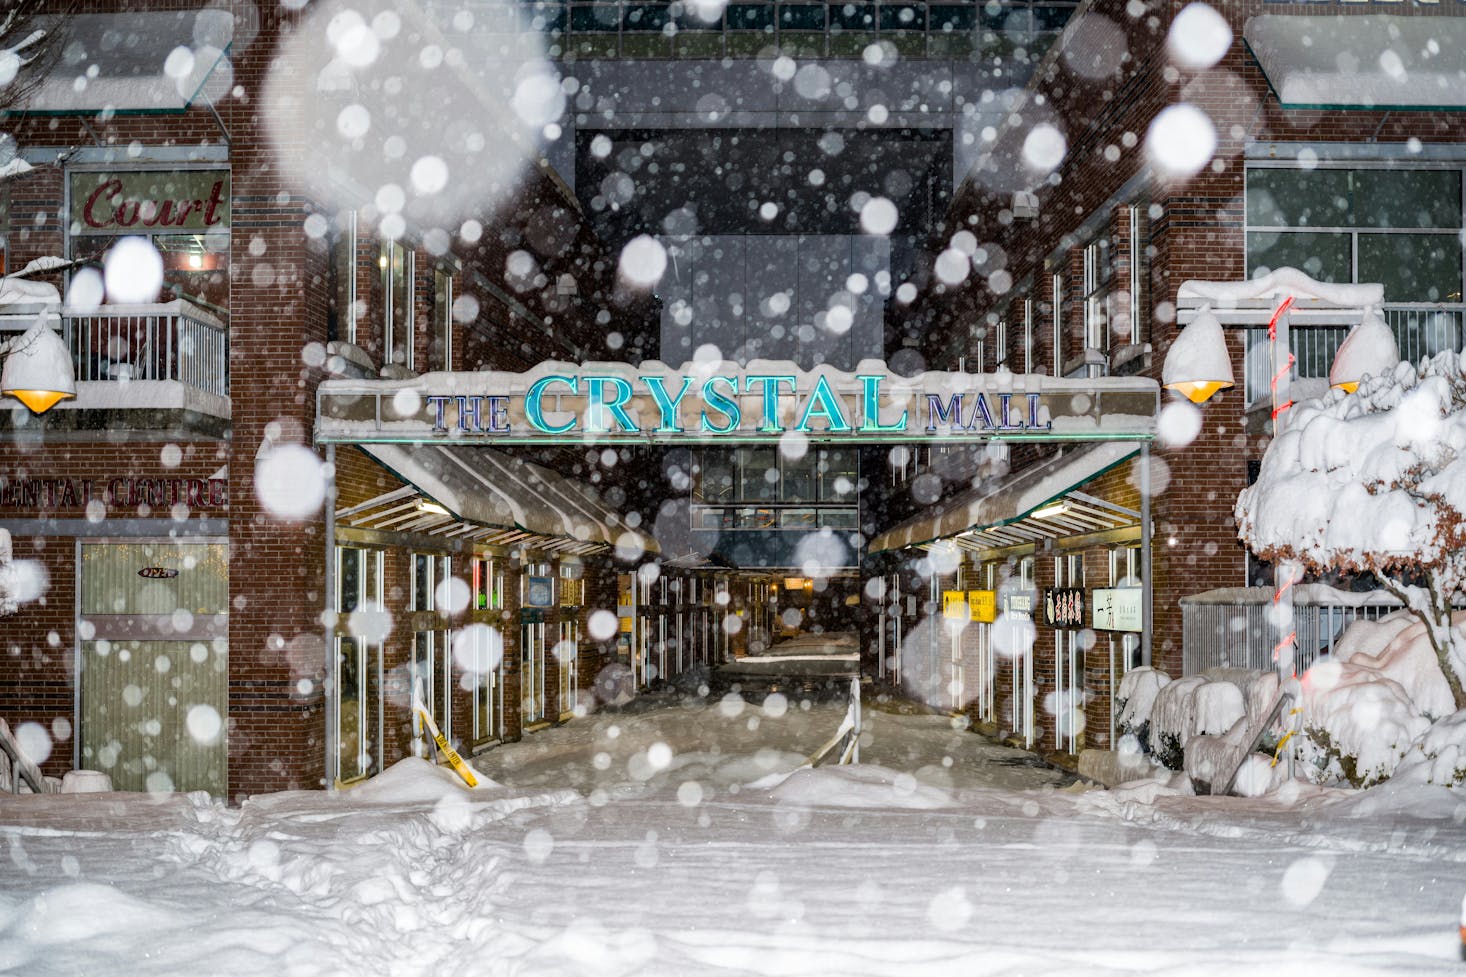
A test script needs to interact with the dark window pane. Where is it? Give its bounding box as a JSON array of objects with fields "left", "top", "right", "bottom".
[
  {"left": 930, "top": 5, "right": 975, "bottom": 30},
  {"left": 1358, "top": 233, "right": 1464, "bottom": 303},
  {"left": 833, "top": 3, "right": 876, "bottom": 29},
  {"left": 1352, "top": 169, "right": 1462, "bottom": 229},
  {"left": 779, "top": 4, "right": 825, "bottom": 28},
  {"left": 1247, "top": 168, "right": 1351, "bottom": 228},
  {"left": 1246, "top": 230, "right": 1351, "bottom": 283},
  {"left": 880, "top": 4, "right": 924, "bottom": 30},
  {"left": 339, "top": 549, "right": 361, "bottom": 612},
  {"left": 624, "top": 4, "right": 669, "bottom": 30},
  {"left": 570, "top": 5, "right": 619, "bottom": 30},
  {"left": 983, "top": 4, "right": 1027, "bottom": 30},
  {"left": 1032, "top": 5, "right": 1075, "bottom": 31},
  {"left": 728, "top": 3, "right": 773, "bottom": 29}
]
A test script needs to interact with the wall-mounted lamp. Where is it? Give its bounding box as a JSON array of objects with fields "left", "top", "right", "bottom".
[
  {"left": 1162, "top": 307, "right": 1234, "bottom": 404},
  {"left": 1329, "top": 306, "right": 1399, "bottom": 394},
  {"left": 1, "top": 315, "right": 75, "bottom": 414}
]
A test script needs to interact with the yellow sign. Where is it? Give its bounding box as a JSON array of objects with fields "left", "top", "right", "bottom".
[
  {"left": 417, "top": 707, "right": 478, "bottom": 788},
  {"left": 968, "top": 590, "right": 997, "bottom": 623},
  {"left": 620, "top": 615, "right": 633, "bottom": 633},
  {"left": 942, "top": 590, "right": 969, "bottom": 620}
]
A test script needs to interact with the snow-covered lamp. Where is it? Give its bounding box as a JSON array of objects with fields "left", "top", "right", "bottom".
[
  {"left": 1, "top": 316, "right": 75, "bottom": 414},
  {"left": 1329, "top": 306, "right": 1399, "bottom": 394},
  {"left": 1162, "top": 307, "right": 1234, "bottom": 404}
]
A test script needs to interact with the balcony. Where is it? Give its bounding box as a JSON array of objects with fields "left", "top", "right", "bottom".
[
  {"left": 1, "top": 299, "right": 229, "bottom": 435},
  {"left": 1242, "top": 303, "right": 1466, "bottom": 404}
]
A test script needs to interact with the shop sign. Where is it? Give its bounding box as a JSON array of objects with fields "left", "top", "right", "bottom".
[
  {"left": 524, "top": 576, "right": 554, "bottom": 608},
  {"left": 0, "top": 476, "right": 228, "bottom": 510},
  {"left": 137, "top": 567, "right": 179, "bottom": 579},
  {"left": 968, "top": 590, "right": 996, "bottom": 623},
  {"left": 317, "top": 365, "right": 1159, "bottom": 446},
  {"left": 70, "top": 170, "right": 231, "bottom": 234},
  {"left": 941, "top": 590, "right": 968, "bottom": 619},
  {"left": 1042, "top": 588, "right": 1086, "bottom": 629},
  {"left": 1002, "top": 591, "right": 1034, "bottom": 621},
  {"left": 1092, "top": 588, "right": 1144, "bottom": 632}
]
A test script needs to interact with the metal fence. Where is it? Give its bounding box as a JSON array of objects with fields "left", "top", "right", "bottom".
[
  {"left": 63, "top": 300, "right": 229, "bottom": 397},
  {"left": 1243, "top": 305, "right": 1464, "bottom": 403},
  {"left": 1181, "top": 585, "right": 1405, "bottom": 677}
]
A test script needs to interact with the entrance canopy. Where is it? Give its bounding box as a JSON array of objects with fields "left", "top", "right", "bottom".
[
  {"left": 867, "top": 441, "right": 1141, "bottom": 554},
  {"left": 316, "top": 361, "right": 1159, "bottom": 447}
]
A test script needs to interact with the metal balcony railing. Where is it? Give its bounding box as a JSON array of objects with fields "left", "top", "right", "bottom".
[
  {"left": 62, "top": 300, "right": 229, "bottom": 398},
  {"left": 1243, "top": 304, "right": 1464, "bottom": 404}
]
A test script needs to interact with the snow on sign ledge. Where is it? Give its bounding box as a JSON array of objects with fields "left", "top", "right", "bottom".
[{"left": 316, "top": 360, "right": 1159, "bottom": 447}]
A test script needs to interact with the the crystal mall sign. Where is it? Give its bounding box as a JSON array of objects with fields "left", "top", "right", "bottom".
[{"left": 316, "top": 362, "right": 1158, "bottom": 446}]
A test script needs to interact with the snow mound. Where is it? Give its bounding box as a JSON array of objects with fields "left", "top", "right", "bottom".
[
  {"left": 764, "top": 764, "right": 960, "bottom": 809},
  {"left": 1331, "top": 611, "right": 1414, "bottom": 664},
  {"left": 1391, "top": 709, "right": 1466, "bottom": 788},
  {"left": 344, "top": 757, "right": 503, "bottom": 804},
  {"left": 1323, "top": 613, "right": 1458, "bottom": 719},
  {"left": 1298, "top": 663, "right": 1427, "bottom": 788},
  {"left": 9, "top": 882, "right": 180, "bottom": 944}
]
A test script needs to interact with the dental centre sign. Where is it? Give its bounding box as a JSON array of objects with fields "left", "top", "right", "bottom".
[{"left": 315, "top": 363, "right": 1159, "bottom": 446}]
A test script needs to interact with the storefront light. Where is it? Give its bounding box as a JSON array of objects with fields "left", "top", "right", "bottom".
[
  {"left": 1329, "top": 306, "right": 1399, "bottom": 394},
  {"left": 416, "top": 498, "right": 450, "bottom": 517},
  {"left": 1, "top": 315, "right": 76, "bottom": 414},
  {"left": 1162, "top": 308, "right": 1234, "bottom": 404},
  {"left": 1032, "top": 501, "right": 1068, "bottom": 519}
]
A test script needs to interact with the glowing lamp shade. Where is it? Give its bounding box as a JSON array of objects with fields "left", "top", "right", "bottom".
[
  {"left": 1330, "top": 307, "right": 1399, "bottom": 394},
  {"left": 2, "top": 321, "right": 75, "bottom": 414},
  {"left": 1162, "top": 309, "right": 1234, "bottom": 404}
]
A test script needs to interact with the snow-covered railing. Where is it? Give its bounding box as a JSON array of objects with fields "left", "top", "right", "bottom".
[
  {"left": 0, "top": 718, "right": 52, "bottom": 794},
  {"left": 1181, "top": 585, "right": 1405, "bottom": 677},
  {"left": 801, "top": 677, "right": 862, "bottom": 767},
  {"left": 38, "top": 300, "right": 227, "bottom": 398}
]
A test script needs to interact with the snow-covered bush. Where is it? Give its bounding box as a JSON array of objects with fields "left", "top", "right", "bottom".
[
  {"left": 1294, "top": 613, "right": 1459, "bottom": 787},
  {"left": 1115, "top": 666, "right": 1169, "bottom": 752},
  {"left": 1149, "top": 675, "right": 1207, "bottom": 769},
  {"left": 1392, "top": 710, "right": 1466, "bottom": 787}
]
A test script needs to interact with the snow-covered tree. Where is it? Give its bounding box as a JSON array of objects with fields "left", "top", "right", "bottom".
[
  {"left": 1236, "top": 351, "right": 1466, "bottom": 711},
  {"left": 0, "top": 2, "right": 71, "bottom": 181}
]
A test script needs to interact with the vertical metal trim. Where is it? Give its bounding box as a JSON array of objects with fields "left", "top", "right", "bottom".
[
  {"left": 1052, "top": 273, "right": 1063, "bottom": 377},
  {"left": 1129, "top": 204, "right": 1142, "bottom": 347},
  {"left": 1140, "top": 442, "right": 1153, "bottom": 668},
  {"left": 72, "top": 538, "right": 83, "bottom": 771},
  {"left": 324, "top": 442, "right": 338, "bottom": 790}
]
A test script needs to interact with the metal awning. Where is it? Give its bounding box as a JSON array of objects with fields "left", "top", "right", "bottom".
[
  {"left": 1244, "top": 15, "right": 1466, "bottom": 111},
  {"left": 10, "top": 11, "right": 234, "bottom": 115},
  {"left": 344, "top": 444, "right": 653, "bottom": 556},
  {"left": 867, "top": 441, "right": 1142, "bottom": 554}
]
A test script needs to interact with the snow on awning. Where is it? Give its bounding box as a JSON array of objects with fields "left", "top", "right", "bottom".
[
  {"left": 867, "top": 441, "right": 1141, "bottom": 555},
  {"left": 13, "top": 10, "right": 234, "bottom": 115},
  {"left": 1243, "top": 15, "right": 1466, "bottom": 111},
  {"left": 348, "top": 444, "right": 651, "bottom": 555}
]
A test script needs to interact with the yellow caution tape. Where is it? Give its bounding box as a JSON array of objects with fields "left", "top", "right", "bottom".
[
  {"left": 1270, "top": 708, "right": 1303, "bottom": 768},
  {"left": 417, "top": 707, "right": 479, "bottom": 788}
]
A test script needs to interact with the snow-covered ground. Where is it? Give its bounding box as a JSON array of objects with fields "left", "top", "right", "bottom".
[{"left": 2, "top": 691, "right": 1464, "bottom": 976}]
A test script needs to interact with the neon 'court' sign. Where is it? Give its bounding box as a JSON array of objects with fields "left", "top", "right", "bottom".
[{"left": 315, "top": 363, "right": 1160, "bottom": 446}]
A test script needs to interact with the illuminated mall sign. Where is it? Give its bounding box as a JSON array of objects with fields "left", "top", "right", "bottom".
[{"left": 315, "top": 363, "right": 1158, "bottom": 446}]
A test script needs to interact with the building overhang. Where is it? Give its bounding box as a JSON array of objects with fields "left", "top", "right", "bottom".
[
  {"left": 341, "top": 443, "right": 650, "bottom": 557},
  {"left": 4, "top": 10, "right": 235, "bottom": 117},
  {"left": 867, "top": 441, "right": 1142, "bottom": 555},
  {"left": 1244, "top": 14, "right": 1466, "bottom": 112}
]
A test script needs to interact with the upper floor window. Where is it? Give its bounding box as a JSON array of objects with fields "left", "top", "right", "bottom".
[
  {"left": 382, "top": 239, "right": 415, "bottom": 368},
  {"left": 1246, "top": 166, "right": 1463, "bottom": 304},
  {"left": 68, "top": 168, "right": 231, "bottom": 310}
]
